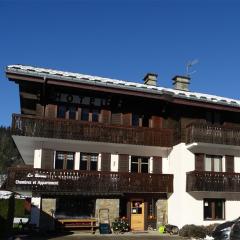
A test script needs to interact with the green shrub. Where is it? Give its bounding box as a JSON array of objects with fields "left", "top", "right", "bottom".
[
  {"left": 179, "top": 224, "right": 206, "bottom": 239},
  {"left": 205, "top": 223, "right": 219, "bottom": 236}
]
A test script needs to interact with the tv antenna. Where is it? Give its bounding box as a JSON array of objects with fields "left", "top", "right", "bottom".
[{"left": 186, "top": 59, "right": 199, "bottom": 77}]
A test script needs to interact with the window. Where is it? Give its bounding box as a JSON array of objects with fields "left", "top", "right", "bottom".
[
  {"left": 204, "top": 199, "right": 225, "bottom": 220},
  {"left": 55, "top": 151, "right": 75, "bottom": 170},
  {"left": 69, "top": 106, "right": 77, "bottom": 120},
  {"left": 205, "top": 155, "right": 222, "bottom": 172},
  {"left": 148, "top": 199, "right": 156, "bottom": 219},
  {"left": 81, "top": 108, "right": 89, "bottom": 121},
  {"left": 92, "top": 109, "right": 99, "bottom": 122},
  {"left": 80, "top": 153, "right": 98, "bottom": 171},
  {"left": 57, "top": 105, "right": 67, "bottom": 118},
  {"left": 132, "top": 114, "right": 140, "bottom": 127},
  {"left": 131, "top": 156, "right": 149, "bottom": 173}
]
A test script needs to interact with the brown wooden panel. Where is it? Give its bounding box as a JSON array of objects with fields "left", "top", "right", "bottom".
[
  {"left": 195, "top": 153, "right": 204, "bottom": 171},
  {"left": 119, "top": 154, "right": 129, "bottom": 172},
  {"left": 152, "top": 156, "right": 162, "bottom": 174},
  {"left": 100, "top": 109, "right": 111, "bottom": 124},
  {"left": 226, "top": 155, "right": 234, "bottom": 173},
  {"left": 101, "top": 153, "right": 111, "bottom": 171},
  {"left": 45, "top": 104, "right": 56, "bottom": 118},
  {"left": 151, "top": 116, "right": 162, "bottom": 129},
  {"left": 111, "top": 113, "right": 122, "bottom": 125},
  {"left": 41, "top": 149, "right": 54, "bottom": 169},
  {"left": 36, "top": 103, "right": 44, "bottom": 116},
  {"left": 123, "top": 113, "right": 131, "bottom": 126}
]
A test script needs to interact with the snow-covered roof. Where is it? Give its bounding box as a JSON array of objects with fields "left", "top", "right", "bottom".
[{"left": 6, "top": 64, "right": 240, "bottom": 108}]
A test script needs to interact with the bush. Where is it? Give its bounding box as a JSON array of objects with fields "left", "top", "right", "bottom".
[
  {"left": 112, "top": 218, "right": 129, "bottom": 233},
  {"left": 205, "top": 223, "right": 219, "bottom": 236},
  {"left": 179, "top": 224, "right": 206, "bottom": 239}
]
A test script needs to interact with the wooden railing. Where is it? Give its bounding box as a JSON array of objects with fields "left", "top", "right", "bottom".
[
  {"left": 12, "top": 114, "right": 173, "bottom": 147},
  {"left": 187, "top": 171, "right": 240, "bottom": 192},
  {"left": 186, "top": 123, "right": 240, "bottom": 146},
  {"left": 5, "top": 167, "right": 173, "bottom": 195}
]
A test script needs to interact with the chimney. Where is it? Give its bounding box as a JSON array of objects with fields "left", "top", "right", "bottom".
[
  {"left": 172, "top": 75, "right": 190, "bottom": 91},
  {"left": 143, "top": 73, "right": 158, "bottom": 86}
]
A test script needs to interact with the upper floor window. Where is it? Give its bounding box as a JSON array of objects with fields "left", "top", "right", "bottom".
[
  {"left": 80, "top": 153, "right": 98, "bottom": 171},
  {"left": 69, "top": 106, "right": 77, "bottom": 120},
  {"left": 205, "top": 155, "right": 222, "bottom": 172},
  {"left": 132, "top": 114, "right": 140, "bottom": 127},
  {"left": 131, "top": 156, "right": 149, "bottom": 173},
  {"left": 55, "top": 151, "right": 75, "bottom": 170},
  {"left": 57, "top": 105, "right": 67, "bottom": 119}
]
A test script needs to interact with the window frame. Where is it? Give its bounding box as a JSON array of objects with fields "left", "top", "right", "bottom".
[
  {"left": 204, "top": 155, "right": 223, "bottom": 172},
  {"left": 80, "top": 152, "right": 98, "bottom": 171},
  {"left": 203, "top": 198, "right": 225, "bottom": 221},
  {"left": 130, "top": 156, "right": 149, "bottom": 173},
  {"left": 55, "top": 151, "right": 75, "bottom": 170}
]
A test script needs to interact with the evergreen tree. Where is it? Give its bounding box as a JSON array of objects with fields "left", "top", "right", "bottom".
[{"left": 0, "top": 126, "right": 23, "bottom": 173}]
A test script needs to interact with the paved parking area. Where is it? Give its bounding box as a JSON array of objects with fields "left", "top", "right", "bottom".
[{"left": 14, "top": 232, "right": 187, "bottom": 240}]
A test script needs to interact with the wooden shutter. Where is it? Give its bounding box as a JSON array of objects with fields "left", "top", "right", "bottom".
[
  {"left": 111, "top": 113, "right": 122, "bottom": 125},
  {"left": 36, "top": 104, "right": 44, "bottom": 117},
  {"left": 100, "top": 110, "right": 111, "bottom": 124},
  {"left": 118, "top": 154, "right": 129, "bottom": 172},
  {"left": 101, "top": 153, "right": 111, "bottom": 171},
  {"left": 225, "top": 155, "right": 234, "bottom": 173},
  {"left": 151, "top": 116, "right": 162, "bottom": 129},
  {"left": 45, "top": 104, "right": 56, "bottom": 118},
  {"left": 123, "top": 113, "right": 132, "bottom": 126},
  {"left": 152, "top": 156, "right": 162, "bottom": 173},
  {"left": 41, "top": 149, "right": 54, "bottom": 169},
  {"left": 195, "top": 153, "right": 204, "bottom": 171}
]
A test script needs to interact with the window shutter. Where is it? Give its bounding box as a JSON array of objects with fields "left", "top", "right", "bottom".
[
  {"left": 111, "top": 113, "right": 122, "bottom": 125},
  {"left": 123, "top": 113, "right": 132, "bottom": 126},
  {"left": 195, "top": 153, "right": 204, "bottom": 171},
  {"left": 101, "top": 153, "right": 111, "bottom": 171},
  {"left": 100, "top": 110, "right": 111, "bottom": 124},
  {"left": 118, "top": 154, "right": 129, "bottom": 172},
  {"left": 225, "top": 155, "right": 234, "bottom": 173},
  {"left": 45, "top": 104, "right": 56, "bottom": 118},
  {"left": 42, "top": 149, "right": 54, "bottom": 169},
  {"left": 152, "top": 156, "right": 162, "bottom": 173},
  {"left": 151, "top": 116, "right": 162, "bottom": 128}
]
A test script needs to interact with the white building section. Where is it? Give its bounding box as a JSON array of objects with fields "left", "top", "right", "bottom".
[
  {"left": 33, "top": 149, "right": 42, "bottom": 168},
  {"left": 111, "top": 154, "right": 118, "bottom": 172}
]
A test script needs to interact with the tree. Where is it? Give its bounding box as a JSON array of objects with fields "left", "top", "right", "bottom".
[{"left": 0, "top": 126, "right": 23, "bottom": 173}]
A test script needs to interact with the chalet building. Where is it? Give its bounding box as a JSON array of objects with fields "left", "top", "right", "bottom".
[{"left": 4, "top": 64, "right": 240, "bottom": 231}]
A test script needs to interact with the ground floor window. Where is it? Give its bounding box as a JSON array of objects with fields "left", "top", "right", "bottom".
[
  {"left": 204, "top": 199, "right": 225, "bottom": 220},
  {"left": 55, "top": 197, "right": 95, "bottom": 218}
]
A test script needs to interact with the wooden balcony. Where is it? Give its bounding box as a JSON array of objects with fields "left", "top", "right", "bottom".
[
  {"left": 186, "top": 123, "right": 240, "bottom": 146},
  {"left": 12, "top": 114, "right": 173, "bottom": 147},
  {"left": 187, "top": 171, "right": 240, "bottom": 192},
  {"left": 5, "top": 167, "right": 173, "bottom": 195}
]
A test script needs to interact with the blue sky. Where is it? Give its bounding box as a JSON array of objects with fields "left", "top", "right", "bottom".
[{"left": 1, "top": 0, "right": 240, "bottom": 126}]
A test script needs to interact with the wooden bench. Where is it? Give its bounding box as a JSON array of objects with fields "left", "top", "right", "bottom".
[{"left": 57, "top": 218, "right": 98, "bottom": 233}]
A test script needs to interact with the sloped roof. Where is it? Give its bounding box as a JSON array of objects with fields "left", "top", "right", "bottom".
[{"left": 6, "top": 64, "right": 240, "bottom": 108}]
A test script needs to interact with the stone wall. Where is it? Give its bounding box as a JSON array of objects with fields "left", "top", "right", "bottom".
[
  {"left": 39, "top": 198, "right": 56, "bottom": 231},
  {"left": 156, "top": 199, "right": 168, "bottom": 228},
  {"left": 95, "top": 199, "right": 119, "bottom": 226}
]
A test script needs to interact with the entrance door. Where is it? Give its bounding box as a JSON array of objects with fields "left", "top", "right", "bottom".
[{"left": 131, "top": 200, "right": 145, "bottom": 231}]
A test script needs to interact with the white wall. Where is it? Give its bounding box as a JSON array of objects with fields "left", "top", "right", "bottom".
[
  {"left": 33, "top": 149, "right": 42, "bottom": 168},
  {"left": 111, "top": 154, "right": 118, "bottom": 172},
  {"left": 74, "top": 152, "right": 80, "bottom": 170},
  {"left": 168, "top": 143, "right": 240, "bottom": 228},
  {"left": 235, "top": 157, "right": 240, "bottom": 173}
]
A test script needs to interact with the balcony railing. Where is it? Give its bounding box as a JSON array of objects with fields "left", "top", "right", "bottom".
[
  {"left": 5, "top": 167, "right": 173, "bottom": 195},
  {"left": 12, "top": 114, "right": 173, "bottom": 147},
  {"left": 186, "top": 123, "right": 240, "bottom": 146},
  {"left": 187, "top": 171, "right": 240, "bottom": 192}
]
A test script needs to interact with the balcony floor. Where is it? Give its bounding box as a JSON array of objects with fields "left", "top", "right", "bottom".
[{"left": 13, "top": 135, "right": 171, "bottom": 165}]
